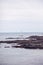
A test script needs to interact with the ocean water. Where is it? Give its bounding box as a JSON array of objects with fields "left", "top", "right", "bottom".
[
  {"left": 0, "top": 32, "right": 43, "bottom": 41},
  {"left": 0, "top": 48, "right": 43, "bottom": 65},
  {"left": 0, "top": 32, "right": 43, "bottom": 65}
]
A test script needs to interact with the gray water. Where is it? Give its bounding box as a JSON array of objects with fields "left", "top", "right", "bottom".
[
  {"left": 0, "top": 32, "right": 43, "bottom": 41},
  {"left": 0, "top": 48, "right": 43, "bottom": 65}
]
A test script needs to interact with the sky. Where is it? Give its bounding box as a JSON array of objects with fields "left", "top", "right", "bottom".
[{"left": 0, "top": 0, "right": 43, "bottom": 32}]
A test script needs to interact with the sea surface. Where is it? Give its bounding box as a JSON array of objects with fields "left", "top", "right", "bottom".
[
  {"left": 0, "top": 32, "right": 43, "bottom": 41},
  {"left": 0, "top": 32, "right": 43, "bottom": 65},
  {"left": 0, "top": 48, "right": 43, "bottom": 65}
]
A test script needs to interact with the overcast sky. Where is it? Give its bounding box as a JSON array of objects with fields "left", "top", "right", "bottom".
[{"left": 0, "top": 0, "right": 43, "bottom": 32}]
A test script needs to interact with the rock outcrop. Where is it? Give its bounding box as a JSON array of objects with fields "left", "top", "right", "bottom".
[{"left": 0, "top": 35, "right": 43, "bottom": 49}]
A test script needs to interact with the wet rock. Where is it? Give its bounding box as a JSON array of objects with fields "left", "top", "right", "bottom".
[{"left": 0, "top": 35, "right": 43, "bottom": 49}]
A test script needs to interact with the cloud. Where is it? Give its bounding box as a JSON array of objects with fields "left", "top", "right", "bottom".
[
  {"left": 0, "top": 0, "right": 43, "bottom": 20},
  {"left": 0, "top": 0, "right": 43, "bottom": 32},
  {"left": 0, "top": 20, "right": 43, "bottom": 32}
]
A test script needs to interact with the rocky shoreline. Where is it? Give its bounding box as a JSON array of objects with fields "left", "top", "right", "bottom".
[{"left": 0, "top": 35, "right": 43, "bottom": 49}]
